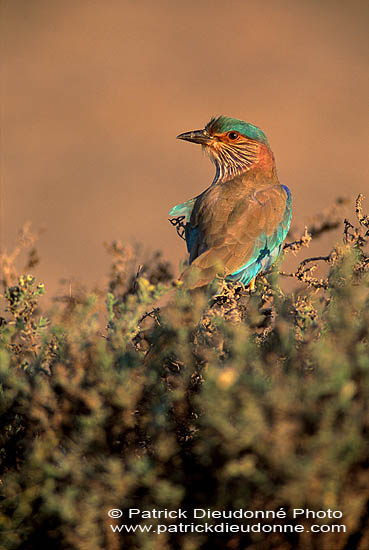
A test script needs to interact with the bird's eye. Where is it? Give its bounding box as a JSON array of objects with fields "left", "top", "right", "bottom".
[{"left": 228, "top": 131, "right": 239, "bottom": 140}]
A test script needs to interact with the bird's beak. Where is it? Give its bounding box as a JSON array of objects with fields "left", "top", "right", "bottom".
[{"left": 176, "top": 129, "right": 212, "bottom": 145}]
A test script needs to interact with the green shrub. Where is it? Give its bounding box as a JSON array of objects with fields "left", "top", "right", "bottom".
[{"left": 0, "top": 197, "right": 368, "bottom": 550}]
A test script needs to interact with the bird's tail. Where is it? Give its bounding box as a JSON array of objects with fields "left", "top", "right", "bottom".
[{"left": 179, "top": 263, "right": 222, "bottom": 290}]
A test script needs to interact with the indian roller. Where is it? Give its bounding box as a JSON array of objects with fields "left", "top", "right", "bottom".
[{"left": 169, "top": 116, "right": 292, "bottom": 290}]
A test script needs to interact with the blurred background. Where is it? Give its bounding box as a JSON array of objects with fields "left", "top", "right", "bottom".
[{"left": 1, "top": 0, "right": 368, "bottom": 296}]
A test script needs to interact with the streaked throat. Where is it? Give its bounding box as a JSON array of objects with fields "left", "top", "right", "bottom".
[{"left": 208, "top": 140, "right": 261, "bottom": 184}]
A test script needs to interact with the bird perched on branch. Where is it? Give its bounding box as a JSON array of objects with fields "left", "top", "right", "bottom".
[{"left": 169, "top": 116, "right": 292, "bottom": 290}]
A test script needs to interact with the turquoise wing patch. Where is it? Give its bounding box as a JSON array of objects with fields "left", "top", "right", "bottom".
[{"left": 169, "top": 198, "right": 196, "bottom": 221}]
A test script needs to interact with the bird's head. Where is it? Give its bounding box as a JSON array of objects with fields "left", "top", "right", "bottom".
[{"left": 177, "top": 116, "right": 274, "bottom": 184}]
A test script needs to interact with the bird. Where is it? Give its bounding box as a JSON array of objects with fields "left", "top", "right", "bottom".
[{"left": 169, "top": 116, "right": 292, "bottom": 290}]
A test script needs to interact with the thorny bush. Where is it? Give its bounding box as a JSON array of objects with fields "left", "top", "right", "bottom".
[{"left": 0, "top": 195, "right": 368, "bottom": 550}]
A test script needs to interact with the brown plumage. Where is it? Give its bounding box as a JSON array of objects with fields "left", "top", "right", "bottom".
[{"left": 181, "top": 179, "right": 288, "bottom": 288}]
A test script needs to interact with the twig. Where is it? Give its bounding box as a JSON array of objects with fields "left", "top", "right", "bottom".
[
  {"left": 169, "top": 216, "right": 186, "bottom": 240},
  {"left": 283, "top": 227, "right": 311, "bottom": 254},
  {"left": 139, "top": 307, "right": 161, "bottom": 326},
  {"left": 356, "top": 194, "right": 369, "bottom": 228}
]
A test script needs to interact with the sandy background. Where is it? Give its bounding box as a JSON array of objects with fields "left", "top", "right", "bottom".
[{"left": 1, "top": 0, "right": 368, "bottom": 295}]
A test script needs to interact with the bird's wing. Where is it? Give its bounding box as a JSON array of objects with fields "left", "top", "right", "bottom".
[
  {"left": 182, "top": 182, "right": 289, "bottom": 288},
  {"left": 169, "top": 193, "right": 206, "bottom": 255},
  {"left": 168, "top": 197, "right": 197, "bottom": 220}
]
